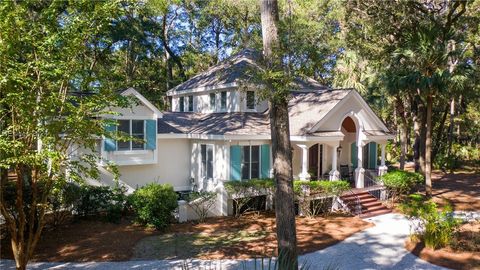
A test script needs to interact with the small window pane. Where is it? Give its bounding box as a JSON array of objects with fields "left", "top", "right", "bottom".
[
  {"left": 246, "top": 91, "right": 255, "bottom": 109},
  {"left": 131, "top": 120, "right": 144, "bottom": 150},
  {"left": 201, "top": 144, "right": 207, "bottom": 177},
  {"left": 117, "top": 120, "right": 130, "bottom": 150},
  {"left": 221, "top": 91, "right": 227, "bottom": 110},
  {"left": 251, "top": 146, "right": 259, "bottom": 179},
  {"left": 207, "top": 145, "right": 213, "bottom": 179},
  {"left": 242, "top": 146, "right": 250, "bottom": 180},
  {"left": 210, "top": 93, "right": 216, "bottom": 109},
  {"left": 188, "top": 95, "right": 194, "bottom": 112},
  {"left": 243, "top": 146, "right": 250, "bottom": 162},
  {"left": 179, "top": 97, "right": 185, "bottom": 112},
  {"left": 251, "top": 146, "right": 259, "bottom": 162}
]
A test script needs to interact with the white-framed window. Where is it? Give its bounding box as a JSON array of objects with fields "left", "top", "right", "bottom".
[
  {"left": 209, "top": 92, "right": 216, "bottom": 110},
  {"left": 246, "top": 91, "right": 255, "bottom": 110},
  {"left": 241, "top": 145, "right": 259, "bottom": 179},
  {"left": 117, "top": 119, "right": 145, "bottom": 151},
  {"left": 179, "top": 96, "right": 185, "bottom": 112},
  {"left": 188, "top": 95, "right": 194, "bottom": 112},
  {"left": 220, "top": 91, "right": 227, "bottom": 110},
  {"left": 201, "top": 144, "right": 214, "bottom": 179}
]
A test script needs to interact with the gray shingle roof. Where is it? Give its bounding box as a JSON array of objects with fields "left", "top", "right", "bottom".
[
  {"left": 158, "top": 112, "right": 270, "bottom": 135},
  {"left": 158, "top": 89, "right": 353, "bottom": 136},
  {"left": 167, "top": 48, "right": 329, "bottom": 93}
]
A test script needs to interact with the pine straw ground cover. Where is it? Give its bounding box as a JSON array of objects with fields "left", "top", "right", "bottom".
[
  {"left": 405, "top": 221, "right": 480, "bottom": 270},
  {"left": 1, "top": 213, "right": 372, "bottom": 262},
  {"left": 401, "top": 167, "right": 480, "bottom": 270}
]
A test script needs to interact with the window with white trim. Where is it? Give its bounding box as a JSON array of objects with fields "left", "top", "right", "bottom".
[
  {"left": 117, "top": 120, "right": 145, "bottom": 151},
  {"left": 241, "top": 145, "right": 259, "bottom": 179},
  {"left": 246, "top": 91, "right": 255, "bottom": 110},
  {"left": 201, "top": 144, "right": 214, "bottom": 179},
  {"left": 220, "top": 91, "right": 227, "bottom": 110},
  {"left": 188, "top": 95, "right": 194, "bottom": 112},
  {"left": 209, "top": 92, "right": 216, "bottom": 110},
  {"left": 179, "top": 96, "right": 185, "bottom": 112}
]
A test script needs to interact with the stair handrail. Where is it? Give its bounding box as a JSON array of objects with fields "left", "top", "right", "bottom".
[
  {"left": 364, "top": 170, "right": 383, "bottom": 188},
  {"left": 343, "top": 189, "right": 362, "bottom": 216}
]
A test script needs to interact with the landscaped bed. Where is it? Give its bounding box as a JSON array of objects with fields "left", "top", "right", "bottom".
[
  {"left": 400, "top": 168, "right": 480, "bottom": 270},
  {"left": 0, "top": 213, "right": 372, "bottom": 262},
  {"left": 405, "top": 221, "right": 480, "bottom": 270}
]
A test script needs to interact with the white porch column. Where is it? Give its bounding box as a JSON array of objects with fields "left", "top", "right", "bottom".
[
  {"left": 329, "top": 145, "right": 340, "bottom": 180},
  {"left": 298, "top": 144, "right": 310, "bottom": 181},
  {"left": 378, "top": 143, "right": 388, "bottom": 176},
  {"left": 355, "top": 141, "right": 365, "bottom": 188}
]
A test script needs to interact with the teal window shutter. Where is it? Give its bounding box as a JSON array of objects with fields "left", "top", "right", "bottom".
[
  {"left": 260, "top": 144, "right": 270, "bottom": 178},
  {"left": 230, "top": 145, "right": 242, "bottom": 181},
  {"left": 145, "top": 119, "right": 157, "bottom": 150},
  {"left": 368, "top": 142, "right": 377, "bottom": 169},
  {"left": 351, "top": 142, "right": 357, "bottom": 168},
  {"left": 104, "top": 122, "right": 117, "bottom": 151}
]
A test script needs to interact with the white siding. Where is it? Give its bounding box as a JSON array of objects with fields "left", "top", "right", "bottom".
[
  {"left": 99, "top": 138, "right": 191, "bottom": 191},
  {"left": 170, "top": 88, "right": 267, "bottom": 113}
]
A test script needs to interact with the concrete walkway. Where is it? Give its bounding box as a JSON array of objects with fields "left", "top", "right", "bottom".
[{"left": 0, "top": 213, "right": 450, "bottom": 270}]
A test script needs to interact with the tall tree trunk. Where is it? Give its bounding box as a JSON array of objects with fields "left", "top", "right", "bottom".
[
  {"left": 419, "top": 101, "right": 427, "bottom": 174},
  {"left": 425, "top": 94, "right": 433, "bottom": 197},
  {"left": 161, "top": 14, "right": 187, "bottom": 82},
  {"left": 395, "top": 96, "right": 407, "bottom": 170},
  {"left": 260, "top": 0, "right": 298, "bottom": 268},
  {"left": 412, "top": 96, "right": 425, "bottom": 173},
  {"left": 432, "top": 104, "right": 449, "bottom": 164},
  {"left": 446, "top": 98, "right": 455, "bottom": 159}
]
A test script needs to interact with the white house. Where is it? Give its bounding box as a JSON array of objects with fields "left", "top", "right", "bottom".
[{"left": 95, "top": 49, "right": 394, "bottom": 217}]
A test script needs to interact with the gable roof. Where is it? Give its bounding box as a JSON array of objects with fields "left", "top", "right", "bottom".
[
  {"left": 166, "top": 48, "right": 329, "bottom": 95},
  {"left": 288, "top": 90, "right": 351, "bottom": 135},
  {"left": 121, "top": 88, "right": 162, "bottom": 118}
]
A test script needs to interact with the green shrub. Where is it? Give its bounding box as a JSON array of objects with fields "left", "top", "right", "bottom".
[
  {"left": 224, "top": 178, "right": 274, "bottom": 217},
  {"left": 381, "top": 170, "right": 423, "bottom": 202},
  {"left": 70, "top": 184, "right": 127, "bottom": 223},
  {"left": 294, "top": 180, "right": 350, "bottom": 217},
  {"left": 128, "top": 183, "right": 178, "bottom": 229},
  {"left": 185, "top": 191, "right": 217, "bottom": 223},
  {"left": 400, "top": 194, "right": 460, "bottom": 249}
]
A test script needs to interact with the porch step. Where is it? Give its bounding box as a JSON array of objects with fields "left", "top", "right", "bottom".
[{"left": 340, "top": 191, "right": 391, "bottom": 218}]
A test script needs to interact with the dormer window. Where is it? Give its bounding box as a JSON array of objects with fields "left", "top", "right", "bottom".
[
  {"left": 220, "top": 91, "right": 227, "bottom": 110},
  {"left": 209, "top": 92, "right": 216, "bottom": 110},
  {"left": 188, "top": 95, "right": 194, "bottom": 112},
  {"left": 179, "top": 96, "right": 185, "bottom": 112},
  {"left": 246, "top": 91, "right": 255, "bottom": 110}
]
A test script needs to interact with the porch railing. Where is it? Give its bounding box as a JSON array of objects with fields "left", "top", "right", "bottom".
[{"left": 364, "top": 169, "right": 383, "bottom": 189}]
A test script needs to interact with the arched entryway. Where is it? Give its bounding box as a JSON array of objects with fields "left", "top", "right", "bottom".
[{"left": 338, "top": 117, "right": 357, "bottom": 185}]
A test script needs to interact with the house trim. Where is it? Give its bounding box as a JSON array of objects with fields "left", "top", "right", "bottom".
[
  {"left": 167, "top": 83, "right": 238, "bottom": 96},
  {"left": 121, "top": 88, "right": 162, "bottom": 118}
]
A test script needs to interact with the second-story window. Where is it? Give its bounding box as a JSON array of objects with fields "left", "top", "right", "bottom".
[
  {"left": 209, "top": 92, "right": 216, "bottom": 110},
  {"left": 188, "top": 95, "right": 194, "bottom": 112},
  {"left": 117, "top": 120, "right": 145, "bottom": 151},
  {"left": 220, "top": 91, "right": 227, "bottom": 110},
  {"left": 246, "top": 91, "right": 255, "bottom": 110},
  {"left": 179, "top": 96, "right": 185, "bottom": 112}
]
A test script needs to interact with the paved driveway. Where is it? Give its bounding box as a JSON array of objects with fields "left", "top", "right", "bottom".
[{"left": 0, "top": 213, "right": 449, "bottom": 270}]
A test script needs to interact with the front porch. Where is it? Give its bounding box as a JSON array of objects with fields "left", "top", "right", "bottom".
[{"left": 292, "top": 115, "right": 392, "bottom": 189}]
